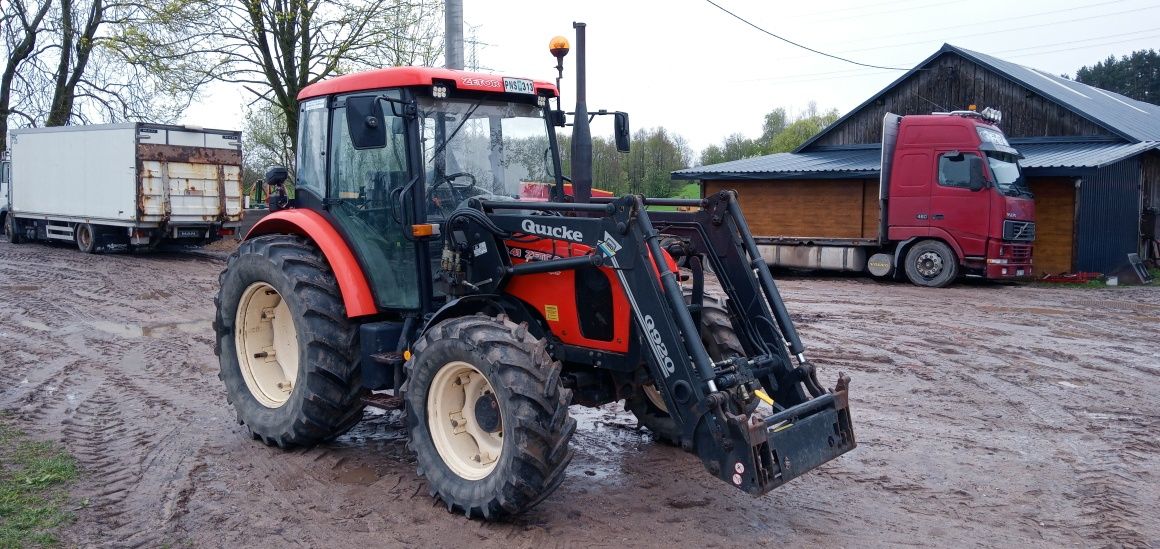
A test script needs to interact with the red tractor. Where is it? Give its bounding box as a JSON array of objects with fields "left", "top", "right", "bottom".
[{"left": 215, "top": 24, "right": 855, "bottom": 519}]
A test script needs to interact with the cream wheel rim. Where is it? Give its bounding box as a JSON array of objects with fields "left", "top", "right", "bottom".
[
  {"left": 234, "top": 282, "right": 299, "bottom": 408},
  {"left": 643, "top": 384, "right": 668, "bottom": 413},
  {"left": 427, "top": 361, "right": 504, "bottom": 480}
]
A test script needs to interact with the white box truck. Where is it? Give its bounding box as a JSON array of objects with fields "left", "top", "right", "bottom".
[{"left": 1, "top": 123, "right": 243, "bottom": 252}]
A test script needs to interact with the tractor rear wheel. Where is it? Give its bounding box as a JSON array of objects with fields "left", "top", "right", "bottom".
[
  {"left": 627, "top": 287, "right": 743, "bottom": 444},
  {"left": 214, "top": 235, "right": 364, "bottom": 447},
  {"left": 404, "top": 315, "right": 575, "bottom": 519}
]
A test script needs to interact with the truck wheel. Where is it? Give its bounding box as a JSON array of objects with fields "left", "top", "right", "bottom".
[
  {"left": 627, "top": 288, "right": 743, "bottom": 445},
  {"left": 214, "top": 235, "right": 364, "bottom": 448},
  {"left": 4, "top": 215, "right": 21, "bottom": 244},
  {"left": 75, "top": 224, "right": 98, "bottom": 253},
  {"left": 904, "top": 240, "right": 959, "bottom": 288},
  {"left": 404, "top": 315, "right": 575, "bottom": 519}
]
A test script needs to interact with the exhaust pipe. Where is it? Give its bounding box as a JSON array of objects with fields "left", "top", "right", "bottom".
[{"left": 570, "top": 22, "right": 592, "bottom": 203}]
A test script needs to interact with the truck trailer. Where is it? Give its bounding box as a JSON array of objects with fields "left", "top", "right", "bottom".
[
  {"left": 2, "top": 123, "right": 244, "bottom": 252},
  {"left": 714, "top": 110, "right": 1035, "bottom": 287}
]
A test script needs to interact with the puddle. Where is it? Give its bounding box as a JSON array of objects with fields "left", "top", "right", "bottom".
[{"left": 88, "top": 319, "right": 209, "bottom": 338}]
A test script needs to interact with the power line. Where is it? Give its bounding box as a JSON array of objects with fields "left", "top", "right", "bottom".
[{"left": 703, "top": 0, "right": 913, "bottom": 71}]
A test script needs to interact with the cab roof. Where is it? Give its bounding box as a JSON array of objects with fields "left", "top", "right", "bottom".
[{"left": 298, "top": 67, "right": 558, "bottom": 101}]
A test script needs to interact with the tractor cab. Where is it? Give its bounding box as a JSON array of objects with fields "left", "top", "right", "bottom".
[{"left": 287, "top": 67, "right": 566, "bottom": 312}]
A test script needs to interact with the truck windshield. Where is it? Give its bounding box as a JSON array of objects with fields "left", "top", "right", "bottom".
[
  {"left": 418, "top": 97, "right": 552, "bottom": 207},
  {"left": 985, "top": 151, "right": 1031, "bottom": 197}
]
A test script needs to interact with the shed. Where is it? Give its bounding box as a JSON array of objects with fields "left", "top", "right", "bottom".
[{"left": 676, "top": 44, "right": 1160, "bottom": 276}]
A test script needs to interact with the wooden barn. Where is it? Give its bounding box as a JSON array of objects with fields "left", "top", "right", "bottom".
[{"left": 676, "top": 44, "right": 1160, "bottom": 276}]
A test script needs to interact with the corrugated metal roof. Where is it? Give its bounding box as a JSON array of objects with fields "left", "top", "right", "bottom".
[
  {"left": 672, "top": 148, "right": 880, "bottom": 180},
  {"left": 1018, "top": 141, "right": 1160, "bottom": 169},
  {"left": 674, "top": 142, "right": 1159, "bottom": 180},
  {"left": 955, "top": 46, "right": 1160, "bottom": 143},
  {"left": 795, "top": 44, "right": 1160, "bottom": 151}
]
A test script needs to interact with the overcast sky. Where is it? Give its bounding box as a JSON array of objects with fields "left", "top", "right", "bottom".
[{"left": 182, "top": 0, "right": 1160, "bottom": 161}]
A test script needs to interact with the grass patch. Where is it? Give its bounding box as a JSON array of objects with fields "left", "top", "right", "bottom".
[
  {"left": 646, "top": 183, "right": 702, "bottom": 212},
  {"left": 675, "top": 182, "right": 700, "bottom": 199},
  {"left": 0, "top": 420, "right": 77, "bottom": 548}
]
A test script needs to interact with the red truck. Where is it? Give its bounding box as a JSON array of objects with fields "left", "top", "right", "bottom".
[{"left": 741, "top": 109, "right": 1035, "bottom": 287}]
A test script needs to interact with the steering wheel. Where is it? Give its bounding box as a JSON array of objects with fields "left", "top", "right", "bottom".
[{"left": 428, "top": 172, "right": 478, "bottom": 215}]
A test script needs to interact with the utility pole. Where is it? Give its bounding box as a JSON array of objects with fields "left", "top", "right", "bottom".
[{"left": 445, "top": 0, "right": 464, "bottom": 70}]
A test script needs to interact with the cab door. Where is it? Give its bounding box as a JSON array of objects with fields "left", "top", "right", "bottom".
[
  {"left": 323, "top": 92, "right": 424, "bottom": 311},
  {"left": 929, "top": 151, "right": 990, "bottom": 257},
  {"left": 885, "top": 150, "right": 931, "bottom": 239}
]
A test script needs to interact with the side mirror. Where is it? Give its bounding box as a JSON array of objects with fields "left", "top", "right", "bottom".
[
  {"left": 614, "top": 111, "right": 630, "bottom": 153},
  {"left": 549, "top": 110, "right": 567, "bottom": 127},
  {"left": 346, "top": 96, "right": 386, "bottom": 149},
  {"left": 265, "top": 166, "right": 288, "bottom": 187},
  {"left": 967, "top": 155, "right": 987, "bottom": 191}
]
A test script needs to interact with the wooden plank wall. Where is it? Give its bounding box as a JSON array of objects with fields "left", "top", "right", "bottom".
[
  {"left": 705, "top": 179, "right": 875, "bottom": 238},
  {"left": 861, "top": 180, "right": 881, "bottom": 239},
  {"left": 1028, "top": 177, "right": 1076, "bottom": 275},
  {"left": 813, "top": 53, "right": 1111, "bottom": 147}
]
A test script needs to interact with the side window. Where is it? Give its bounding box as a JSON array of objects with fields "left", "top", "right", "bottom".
[
  {"left": 296, "top": 98, "right": 328, "bottom": 198},
  {"left": 938, "top": 152, "right": 979, "bottom": 188},
  {"left": 329, "top": 99, "right": 407, "bottom": 201},
  {"left": 932, "top": 152, "right": 979, "bottom": 188}
]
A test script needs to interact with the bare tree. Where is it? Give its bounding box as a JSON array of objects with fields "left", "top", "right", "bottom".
[
  {"left": 4, "top": 0, "right": 201, "bottom": 135},
  {"left": 1, "top": 0, "right": 52, "bottom": 152},
  {"left": 122, "top": 0, "right": 444, "bottom": 152}
]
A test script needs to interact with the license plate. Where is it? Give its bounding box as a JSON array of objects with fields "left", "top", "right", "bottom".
[
  {"left": 503, "top": 78, "right": 535, "bottom": 95},
  {"left": 177, "top": 229, "right": 201, "bottom": 238},
  {"left": 1017, "top": 269, "right": 1025, "bottom": 276}
]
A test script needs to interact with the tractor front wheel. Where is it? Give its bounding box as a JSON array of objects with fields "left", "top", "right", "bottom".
[
  {"left": 214, "top": 235, "right": 364, "bottom": 447},
  {"left": 627, "top": 288, "right": 744, "bottom": 444},
  {"left": 404, "top": 315, "right": 575, "bottom": 519}
]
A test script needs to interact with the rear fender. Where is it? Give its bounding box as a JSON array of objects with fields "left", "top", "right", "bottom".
[{"left": 246, "top": 209, "right": 377, "bottom": 318}]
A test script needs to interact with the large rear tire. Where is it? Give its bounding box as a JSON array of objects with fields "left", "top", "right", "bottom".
[
  {"left": 214, "top": 234, "right": 364, "bottom": 447},
  {"left": 404, "top": 315, "right": 575, "bottom": 519},
  {"left": 627, "top": 287, "right": 743, "bottom": 444},
  {"left": 904, "top": 240, "right": 958, "bottom": 288}
]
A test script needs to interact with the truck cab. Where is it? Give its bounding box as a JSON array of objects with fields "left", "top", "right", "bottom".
[{"left": 883, "top": 110, "right": 1035, "bottom": 282}]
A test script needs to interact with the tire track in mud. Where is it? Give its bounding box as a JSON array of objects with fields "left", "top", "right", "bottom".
[
  {"left": 60, "top": 383, "right": 165, "bottom": 548},
  {"left": 1069, "top": 407, "right": 1159, "bottom": 548}
]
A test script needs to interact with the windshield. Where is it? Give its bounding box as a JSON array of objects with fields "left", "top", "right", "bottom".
[
  {"left": 985, "top": 151, "right": 1030, "bottom": 197},
  {"left": 418, "top": 97, "right": 552, "bottom": 204}
]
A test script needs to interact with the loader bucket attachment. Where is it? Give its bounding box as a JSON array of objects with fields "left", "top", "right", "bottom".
[{"left": 700, "top": 377, "right": 855, "bottom": 495}]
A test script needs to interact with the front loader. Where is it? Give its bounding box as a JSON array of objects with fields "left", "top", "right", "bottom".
[{"left": 213, "top": 23, "right": 854, "bottom": 519}]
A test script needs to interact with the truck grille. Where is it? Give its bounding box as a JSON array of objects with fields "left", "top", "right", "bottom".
[
  {"left": 1005, "top": 244, "right": 1032, "bottom": 261},
  {"left": 1003, "top": 220, "right": 1036, "bottom": 241}
]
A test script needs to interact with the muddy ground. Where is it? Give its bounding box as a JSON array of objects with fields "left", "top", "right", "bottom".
[{"left": 1, "top": 239, "right": 1157, "bottom": 548}]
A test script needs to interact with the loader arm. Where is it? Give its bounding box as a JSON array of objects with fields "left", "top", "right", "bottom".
[{"left": 440, "top": 191, "right": 855, "bottom": 495}]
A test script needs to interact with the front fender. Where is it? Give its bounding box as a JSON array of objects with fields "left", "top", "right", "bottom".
[
  {"left": 247, "top": 208, "right": 377, "bottom": 318},
  {"left": 421, "top": 294, "right": 546, "bottom": 338}
]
